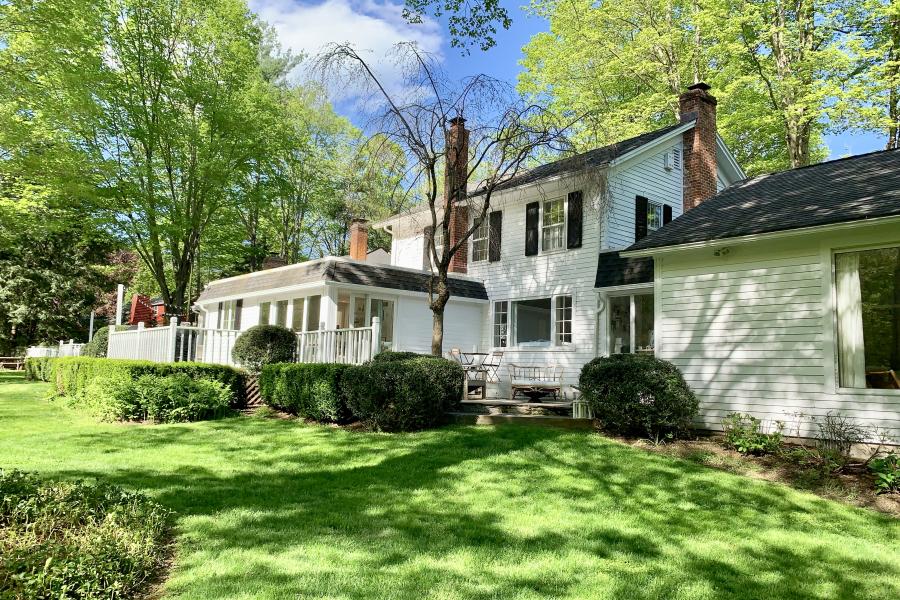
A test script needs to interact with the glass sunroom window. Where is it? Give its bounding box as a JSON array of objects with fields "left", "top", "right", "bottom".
[
  {"left": 609, "top": 293, "right": 654, "bottom": 355},
  {"left": 835, "top": 246, "right": 900, "bottom": 389}
]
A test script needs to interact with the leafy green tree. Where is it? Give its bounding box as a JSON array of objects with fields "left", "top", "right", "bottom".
[{"left": 402, "top": 0, "right": 512, "bottom": 51}]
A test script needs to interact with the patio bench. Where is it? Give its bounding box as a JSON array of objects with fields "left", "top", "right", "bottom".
[{"left": 507, "top": 364, "right": 563, "bottom": 402}]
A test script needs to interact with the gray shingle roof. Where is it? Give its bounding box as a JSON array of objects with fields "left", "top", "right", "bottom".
[
  {"left": 469, "top": 121, "right": 692, "bottom": 196},
  {"left": 595, "top": 251, "right": 655, "bottom": 288},
  {"left": 196, "top": 258, "right": 487, "bottom": 303},
  {"left": 628, "top": 149, "right": 900, "bottom": 252}
]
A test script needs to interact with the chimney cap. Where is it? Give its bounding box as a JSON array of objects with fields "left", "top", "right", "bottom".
[
  {"left": 687, "top": 82, "right": 711, "bottom": 92},
  {"left": 351, "top": 217, "right": 369, "bottom": 225},
  {"left": 449, "top": 115, "right": 466, "bottom": 126}
]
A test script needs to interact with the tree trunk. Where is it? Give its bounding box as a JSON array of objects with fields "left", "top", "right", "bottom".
[
  {"left": 887, "top": 13, "right": 900, "bottom": 150},
  {"left": 429, "top": 275, "right": 450, "bottom": 356}
]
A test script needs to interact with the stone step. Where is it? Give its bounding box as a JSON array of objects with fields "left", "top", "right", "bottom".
[
  {"left": 459, "top": 399, "right": 573, "bottom": 417},
  {"left": 447, "top": 412, "right": 595, "bottom": 430}
]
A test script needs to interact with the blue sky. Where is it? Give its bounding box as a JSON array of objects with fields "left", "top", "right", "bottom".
[{"left": 251, "top": 0, "right": 887, "bottom": 162}]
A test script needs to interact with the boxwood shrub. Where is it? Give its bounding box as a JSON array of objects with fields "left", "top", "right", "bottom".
[
  {"left": 341, "top": 356, "right": 464, "bottom": 431},
  {"left": 259, "top": 363, "right": 351, "bottom": 423},
  {"left": 24, "top": 356, "right": 53, "bottom": 382},
  {"left": 231, "top": 325, "right": 296, "bottom": 374},
  {"left": 579, "top": 354, "right": 698, "bottom": 440},
  {"left": 80, "top": 325, "right": 128, "bottom": 358},
  {"left": 371, "top": 351, "right": 429, "bottom": 362},
  {"left": 0, "top": 469, "right": 171, "bottom": 599}
]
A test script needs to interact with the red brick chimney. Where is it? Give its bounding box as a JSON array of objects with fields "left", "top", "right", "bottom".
[
  {"left": 445, "top": 116, "right": 469, "bottom": 274},
  {"left": 349, "top": 219, "right": 368, "bottom": 261},
  {"left": 679, "top": 82, "right": 718, "bottom": 212},
  {"left": 128, "top": 294, "right": 153, "bottom": 326}
]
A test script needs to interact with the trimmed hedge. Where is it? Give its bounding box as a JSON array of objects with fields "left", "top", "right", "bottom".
[
  {"left": 371, "top": 351, "right": 429, "bottom": 363},
  {"left": 34, "top": 356, "right": 245, "bottom": 406},
  {"left": 579, "top": 354, "right": 698, "bottom": 439},
  {"left": 342, "top": 356, "right": 464, "bottom": 432},
  {"left": 259, "top": 363, "right": 351, "bottom": 423},
  {"left": 232, "top": 325, "right": 296, "bottom": 374},
  {"left": 0, "top": 469, "right": 171, "bottom": 599},
  {"left": 23, "top": 356, "right": 53, "bottom": 382}
]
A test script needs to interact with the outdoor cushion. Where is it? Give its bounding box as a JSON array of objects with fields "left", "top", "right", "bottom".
[{"left": 511, "top": 379, "right": 560, "bottom": 387}]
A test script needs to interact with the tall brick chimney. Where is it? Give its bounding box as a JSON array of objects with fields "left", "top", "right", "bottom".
[
  {"left": 349, "top": 219, "right": 368, "bottom": 261},
  {"left": 679, "top": 82, "right": 718, "bottom": 212},
  {"left": 445, "top": 116, "right": 469, "bottom": 274}
]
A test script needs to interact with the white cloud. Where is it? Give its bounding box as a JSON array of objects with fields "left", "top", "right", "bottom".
[{"left": 249, "top": 0, "right": 444, "bottom": 104}]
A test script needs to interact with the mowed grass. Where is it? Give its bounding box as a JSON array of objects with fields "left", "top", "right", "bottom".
[{"left": 0, "top": 372, "right": 898, "bottom": 600}]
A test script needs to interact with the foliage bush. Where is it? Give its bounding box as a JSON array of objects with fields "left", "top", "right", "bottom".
[
  {"left": 0, "top": 469, "right": 171, "bottom": 599},
  {"left": 341, "top": 356, "right": 463, "bottom": 431},
  {"left": 259, "top": 363, "right": 352, "bottom": 423},
  {"left": 371, "top": 351, "right": 429, "bottom": 363},
  {"left": 231, "top": 325, "right": 296, "bottom": 374},
  {"left": 42, "top": 356, "right": 244, "bottom": 406},
  {"left": 721, "top": 413, "right": 784, "bottom": 455},
  {"left": 24, "top": 356, "right": 53, "bottom": 382},
  {"left": 869, "top": 453, "right": 899, "bottom": 494},
  {"left": 80, "top": 325, "right": 127, "bottom": 358},
  {"left": 578, "top": 354, "right": 698, "bottom": 440}
]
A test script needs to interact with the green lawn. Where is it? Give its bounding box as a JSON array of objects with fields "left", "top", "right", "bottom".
[{"left": 1, "top": 372, "right": 898, "bottom": 600}]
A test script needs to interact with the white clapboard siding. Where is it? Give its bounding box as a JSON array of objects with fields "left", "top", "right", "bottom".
[{"left": 658, "top": 233, "right": 900, "bottom": 441}]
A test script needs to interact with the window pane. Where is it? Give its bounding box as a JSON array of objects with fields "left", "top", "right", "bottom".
[
  {"left": 473, "top": 219, "right": 489, "bottom": 262},
  {"left": 541, "top": 199, "right": 565, "bottom": 252},
  {"left": 648, "top": 202, "right": 663, "bottom": 231},
  {"left": 336, "top": 292, "right": 351, "bottom": 329},
  {"left": 634, "top": 294, "right": 655, "bottom": 352},
  {"left": 291, "top": 298, "right": 305, "bottom": 332},
  {"left": 352, "top": 296, "right": 367, "bottom": 328},
  {"left": 555, "top": 295, "right": 573, "bottom": 344},
  {"left": 493, "top": 301, "right": 508, "bottom": 348},
  {"left": 275, "top": 300, "right": 288, "bottom": 328},
  {"left": 515, "top": 298, "right": 552, "bottom": 345},
  {"left": 259, "top": 302, "right": 271, "bottom": 326},
  {"left": 370, "top": 299, "right": 394, "bottom": 350},
  {"left": 306, "top": 295, "right": 321, "bottom": 331},
  {"left": 836, "top": 247, "right": 900, "bottom": 389},
  {"left": 609, "top": 296, "right": 631, "bottom": 354}
]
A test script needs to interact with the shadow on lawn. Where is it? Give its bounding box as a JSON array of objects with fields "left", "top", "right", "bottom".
[{"left": 42, "top": 417, "right": 899, "bottom": 600}]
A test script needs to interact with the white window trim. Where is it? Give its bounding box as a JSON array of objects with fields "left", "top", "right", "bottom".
[
  {"left": 540, "top": 197, "right": 568, "bottom": 255},
  {"left": 604, "top": 289, "right": 655, "bottom": 356},
  {"left": 647, "top": 200, "right": 664, "bottom": 232},
  {"left": 494, "top": 294, "right": 576, "bottom": 350},
  {"left": 471, "top": 216, "right": 489, "bottom": 263}
]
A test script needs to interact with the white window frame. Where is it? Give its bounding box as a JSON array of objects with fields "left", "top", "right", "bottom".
[
  {"left": 472, "top": 217, "right": 489, "bottom": 263},
  {"left": 606, "top": 289, "right": 655, "bottom": 355},
  {"left": 555, "top": 295, "right": 573, "bottom": 345},
  {"left": 258, "top": 301, "right": 271, "bottom": 326},
  {"left": 647, "top": 201, "right": 664, "bottom": 232},
  {"left": 493, "top": 301, "right": 509, "bottom": 348},
  {"left": 220, "top": 300, "right": 238, "bottom": 330},
  {"left": 540, "top": 198, "right": 567, "bottom": 253},
  {"left": 501, "top": 294, "right": 575, "bottom": 349}
]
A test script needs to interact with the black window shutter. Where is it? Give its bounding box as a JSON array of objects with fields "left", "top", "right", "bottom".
[
  {"left": 422, "top": 225, "right": 434, "bottom": 270},
  {"left": 663, "top": 204, "right": 673, "bottom": 225},
  {"left": 489, "top": 210, "right": 502, "bottom": 262},
  {"left": 216, "top": 302, "right": 223, "bottom": 329},
  {"left": 635, "top": 196, "right": 649, "bottom": 241},
  {"left": 234, "top": 299, "right": 243, "bottom": 330},
  {"left": 525, "top": 202, "right": 540, "bottom": 256},
  {"left": 567, "top": 191, "right": 583, "bottom": 249}
]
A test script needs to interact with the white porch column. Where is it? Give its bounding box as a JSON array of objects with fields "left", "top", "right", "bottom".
[
  {"left": 370, "top": 316, "right": 382, "bottom": 359},
  {"left": 167, "top": 317, "right": 179, "bottom": 362}
]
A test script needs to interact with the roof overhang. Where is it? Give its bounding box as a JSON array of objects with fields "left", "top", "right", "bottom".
[{"left": 621, "top": 213, "right": 900, "bottom": 258}]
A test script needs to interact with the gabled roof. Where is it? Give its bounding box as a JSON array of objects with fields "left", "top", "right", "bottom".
[
  {"left": 196, "top": 257, "right": 488, "bottom": 303},
  {"left": 595, "top": 251, "right": 654, "bottom": 288},
  {"left": 484, "top": 121, "right": 693, "bottom": 193},
  {"left": 627, "top": 149, "right": 900, "bottom": 253}
]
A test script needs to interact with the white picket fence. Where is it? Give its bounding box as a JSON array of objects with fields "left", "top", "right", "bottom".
[
  {"left": 25, "top": 340, "right": 85, "bottom": 358},
  {"left": 107, "top": 317, "right": 382, "bottom": 368}
]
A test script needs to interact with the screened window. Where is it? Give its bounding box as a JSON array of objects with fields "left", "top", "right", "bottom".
[
  {"left": 514, "top": 298, "right": 553, "bottom": 346},
  {"left": 835, "top": 246, "right": 900, "bottom": 389},
  {"left": 493, "top": 301, "right": 508, "bottom": 347},
  {"left": 647, "top": 201, "right": 664, "bottom": 232},
  {"left": 370, "top": 298, "right": 394, "bottom": 351},
  {"left": 555, "top": 295, "right": 573, "bottom": 344},
  {"left": 291, "top": 298, "right": 305, "bottom": 332},
  {"left": 541, "top": 199, "right": 565, "bottom": 252},
  {"left": 275, "top": 300, "right": 288, "bottom": 328},
  {"left": 336, "top": 292, "right": 351, "bottom": 329},
  {"left": 259, "top": 302, "right": 271, "bottom": 326},
  {"left": 219, "top": 300, "right": 238, "bottom": 330},
  {"left": 305, "top": 295, "right": 321, "bottom": 331},
  {"left": 472, "top": 217, "right": 489, "bottom": 262}
]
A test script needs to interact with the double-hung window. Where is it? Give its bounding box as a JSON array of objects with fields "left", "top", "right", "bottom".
[
  {"left": 259, "top": 302, "right": 271, "bottom": 326},
  {"left": 218, "top": 300, "right": 239, "bottom": 330},
  {"left": 555, "top": 295, "right": 573, "bottom": 344},
  {"left": 835, "top": 245, "right": 900, "bottom": 389},
  {"left": 541, "top": 199, "right": 565, "bottom": 252},
  {"left": 472, "top": 217, "right": 489, "bottom": 262},
  {"left": 493, "top": 301, "right": 509, "bottom": 347}
]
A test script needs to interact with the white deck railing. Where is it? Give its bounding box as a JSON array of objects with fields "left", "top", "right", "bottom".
[{"left": 107, "top": 317, "right": 381, "bottom": 368}]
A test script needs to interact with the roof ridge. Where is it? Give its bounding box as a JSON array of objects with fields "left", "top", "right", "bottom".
[{"left": 736, "top": 146, "right": 899, "bottom": 184}]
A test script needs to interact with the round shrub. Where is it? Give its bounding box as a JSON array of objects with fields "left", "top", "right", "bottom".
[
  {"left": 341, "top": 356, "right": 464, "bottom": 432},
  {"left": 80, "top": 325, "right": 127, "bottom": 358},
  {"left": 231, "top": 325, "right": 296, "bottom": 374},
  {"left": 579, "top": 354, "right": 698, "bottom": 439}
]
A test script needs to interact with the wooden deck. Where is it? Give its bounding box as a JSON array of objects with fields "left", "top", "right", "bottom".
[{"left": 451, "top": 398, "right": 595, "bottom": 429}]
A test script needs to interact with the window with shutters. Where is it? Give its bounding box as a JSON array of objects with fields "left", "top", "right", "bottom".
[
  {"left": 472, "top": 217, "right": 489, "bottom": 262},
  {"left": 647, "top": 201, "right": 664, "bottom": 232},
  {"left": 541, "top": 199, "right": 565, "bottom": 252}
]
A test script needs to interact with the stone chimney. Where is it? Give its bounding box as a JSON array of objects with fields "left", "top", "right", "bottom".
[
  {"left": 445, "top": 116, "right": 469, "bottom": 274},
  {"left": 349, "top": 219, "right": 369, "bottom": 261},
  {"left": 679, "top": 82, "right": 718, "bottom": 212},
  {"left": 262, "top": 255, "right": 288, "bottom": 270}
]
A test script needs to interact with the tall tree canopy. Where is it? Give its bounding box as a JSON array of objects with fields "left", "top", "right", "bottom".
[{"left": 519, "top": 0, "right": 892, "bottom": 174}]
